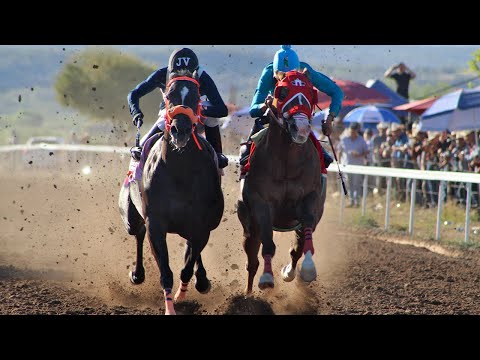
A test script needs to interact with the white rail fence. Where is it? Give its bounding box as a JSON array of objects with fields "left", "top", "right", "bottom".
[
  {"left": 335, "top": 164, "right": 480, "bottom": 243},
  {"left": 2, "top": 144, "right": 480, "bottom": 243}
]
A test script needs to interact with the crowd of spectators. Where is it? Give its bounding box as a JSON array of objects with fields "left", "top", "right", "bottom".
[{"left": 329, "top": 120, "right": 480, "bottom": 208}]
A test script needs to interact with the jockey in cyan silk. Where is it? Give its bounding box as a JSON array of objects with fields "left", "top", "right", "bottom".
[{"left": 240, "top": 45, "right": 344, "bottom": 177}]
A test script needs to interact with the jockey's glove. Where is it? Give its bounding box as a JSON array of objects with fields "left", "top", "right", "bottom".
[{"left": 132, "top": 113, "right": 144, "bottom": 127}]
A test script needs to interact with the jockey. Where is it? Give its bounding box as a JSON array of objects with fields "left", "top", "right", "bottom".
[
  {"left": 240, "top": 45, "right": 344, "bottom": 175},
  {"left": 128, "top": 47, "right": 229, "bottom": 168}
]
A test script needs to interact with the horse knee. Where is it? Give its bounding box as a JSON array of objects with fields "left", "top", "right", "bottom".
[
  {"left": 237, "top": 201, "right": 251, "bottom": 236},
  {"left": 180, "top": 268, "right": 195, "bottom": 283},
  {"left": 246, "top": 259, "right": 259, "bottom": 273}
]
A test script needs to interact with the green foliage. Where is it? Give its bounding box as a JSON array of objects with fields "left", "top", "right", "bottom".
[
  {"left": 54, "top": 47, "right": 158, "bottom": 124},
  {"left": 356, "top": 215, "right": 379, "bottom": 228},
  {"left": 409, "top": 81, "right": 452, "bottom": 99},
  {"left": 468, "top": 48, "right": 480, "bottom": 75}
]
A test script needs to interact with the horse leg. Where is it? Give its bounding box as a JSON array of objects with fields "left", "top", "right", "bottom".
[
  {"left": 174, "top": 232, "right": 209, "bottom": 302},
  {"left": 243, "top": 229, "right": 261, "bottom": 295},
  {"left": 174, "top": 241, "right": 193, "bottom": 302},
  {"left": 146, "top": 218, "right": 175, "bottom": 315},
  {"left": 129, "top": 224, "right": 146, "bottom": 285},
  {"left": 119, "top": 183, "right": 146, "bottom": 285},
  {"left": 252, "top": 203, "right": 275, "bottom": 290},
  {"left": 238, "top": 198, "right": 260, "bottom": 295},
  {"left": 194, "top": 254, "right": 211, "bottom": 294},
  {"left": 281, "top": 229, "right": 305, "bottom": 282},
  {"left": 298, "top": 190, "right": 324, "bottom": 283}
]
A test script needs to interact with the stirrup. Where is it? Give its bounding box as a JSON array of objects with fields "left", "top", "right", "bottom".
[{"left": 130, "top": 146, "right": 142, "bottom": 161}]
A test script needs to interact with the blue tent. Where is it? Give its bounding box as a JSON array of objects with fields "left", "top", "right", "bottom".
[{"left": 419, "top": 87, "right": 480, "bottom": 131}]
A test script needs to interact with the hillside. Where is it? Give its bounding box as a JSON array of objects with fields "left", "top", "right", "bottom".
[{"left": 1, "top": 45, "right": 479, "bottom": 145}]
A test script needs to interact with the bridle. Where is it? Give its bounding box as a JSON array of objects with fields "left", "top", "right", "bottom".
[{"left": 164, "top": 76, "right": 204, "bottom": 150}]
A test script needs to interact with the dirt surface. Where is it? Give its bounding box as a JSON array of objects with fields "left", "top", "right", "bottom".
[{"left": 1, "top": 153, "right": 480, "bottom": 315}]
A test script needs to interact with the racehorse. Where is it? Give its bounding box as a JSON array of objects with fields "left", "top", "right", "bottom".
[
  {"left": 119, "top": 75, "right": 224, "bottom": 315},
  {"left": 237, "top": 70, "right": 327, "bottom": 294}
]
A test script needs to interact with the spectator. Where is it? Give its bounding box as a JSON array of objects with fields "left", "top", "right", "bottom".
[
  {"left": 385, "top": 62, "right": 416, "bottom": 129},
  {"left": 384, "top": 62, "right": 416, "bottom": 100},
  {"left": 372, "top": 122, "right": 389, "bottom": 193},
  {"left": 390, "top": 123, "right": 410, "bottom": 201},
  {"left": 364, "top": 128, "right": 374, "bottom": 166},
  {"left": 337, "top": 121, "right": 369, "bottom": 207}
]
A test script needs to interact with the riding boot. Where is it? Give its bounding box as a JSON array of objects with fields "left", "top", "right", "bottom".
[
  {"left": 239, "top": 117, "right": 266, "bottom": 166},
  {"left": 130, "top": 146, "right": 142, "bottom": 161},
  {"left": 205, "top": 125, "right": 228, "bottom": 169}
]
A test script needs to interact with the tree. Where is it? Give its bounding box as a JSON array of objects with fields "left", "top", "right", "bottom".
[
  {"left": 54, "top": 46, "right": 160, "bottom": 126},
  {"left": 468, "top": 48, "right": 480, "bottom": 75}
]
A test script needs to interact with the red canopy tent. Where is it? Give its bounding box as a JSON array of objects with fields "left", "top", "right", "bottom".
[
  {"left": 393, "top": 97, "right": 437, "bottom": 115},
  {"left": 316, "top": 79, "right": 390, "bottom": 109}
]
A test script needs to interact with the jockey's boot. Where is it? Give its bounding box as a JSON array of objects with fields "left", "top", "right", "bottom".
[
  {"left": 239, "top": 117, "right": 266, "bottom": 174},
  {"left": 130, "top": 126, "right": 164, "bottom": 161},
  {"left": 205, "top": 125, "right": 228, "bottom": 169},
  {"left": 130, "top": 146, "right": 142, "bottom": 161}
]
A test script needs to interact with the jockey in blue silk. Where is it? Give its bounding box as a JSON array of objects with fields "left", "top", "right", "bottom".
[
  {"left": 240, "top": 45, "right": 344, "bottom": 172},
  {"left": 127, "top": 47, "right": 229, "bottom": 168}
]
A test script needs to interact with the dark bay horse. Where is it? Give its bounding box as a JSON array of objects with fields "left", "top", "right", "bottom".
[
  {"left": 237, "top": 73, "right": 327, "bottom": 294},
  {"left": 119, "top": 75, "right": 224, "bottom": 315}
]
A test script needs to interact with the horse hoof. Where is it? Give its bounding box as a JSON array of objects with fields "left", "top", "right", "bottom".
[
  {"left": 258, "top": 272, "right": 274, "bottom": 290},
  {"left": 299, "top": 255, "right": 317, "bottom": 283},
  {"left": 195, "top": 278, "right": 211, "bottom": 294},
  {"left": 174, "top": 288, "right": 187, "bottom": 303},
  {"left": 281, "top": 264, "right": 296, "bottom": 282},
  {"left": 129, "top": 270, "right": 145, "bottom": 285}
]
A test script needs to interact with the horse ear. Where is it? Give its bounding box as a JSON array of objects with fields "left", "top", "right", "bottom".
[{"left": 192, "top": 69, "right": 200, "bottom": 81}]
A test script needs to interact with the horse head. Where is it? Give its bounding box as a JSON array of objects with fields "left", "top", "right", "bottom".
[
  {"left": 272, "top": 92, "right": 313, "bottom": 145},
  {"left": 271, "top": 70, "right": 316, "bottom": 145},
  {"left": 164, "top": 75, "right": 202, "bottom": 150}
]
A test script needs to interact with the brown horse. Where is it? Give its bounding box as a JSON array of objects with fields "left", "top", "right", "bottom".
[
  {"left": 237, "top": 85, "right": 327, "bottom": 294},
  {"left": 119, "top": 75, "right": 224, "bottom": 314}
]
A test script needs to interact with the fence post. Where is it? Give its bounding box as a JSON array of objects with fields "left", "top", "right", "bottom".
[
  {"left": 409, "top": 179, "right": 417, "bottom": 237},
  {"left": 435, "top": 181, "right": 446, "bottom": 241},
  {"left": 385, "top": 176, "right": 392, "bottom": 231},
  {"left": 465, "top": 182, "right": 472, "bottom": 243},
  {"left": 362, "top": 175, "right": 368, "bottom": 216}
]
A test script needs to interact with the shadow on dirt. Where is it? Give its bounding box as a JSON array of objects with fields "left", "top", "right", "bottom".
[
  {"left": 0, "top": 264, "right": 71, "bottom": 281},
  {"left": 223, "top": 295, "right": 275, "bottom": 315}
]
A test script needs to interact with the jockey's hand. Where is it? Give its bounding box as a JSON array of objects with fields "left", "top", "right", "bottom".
[
  {"left": 264, "top": 94, "right": 274, "bottom": 109},
  {"left": 132, "top": 113, "right": 144, "bottom": 127},
  {"left": 322, "top": 114, "right": 334, "bottom": 136}
]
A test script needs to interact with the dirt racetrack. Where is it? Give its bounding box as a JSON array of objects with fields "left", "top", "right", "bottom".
[{"left": 1, "top": 151, "right": 480, "bottom": 315}]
